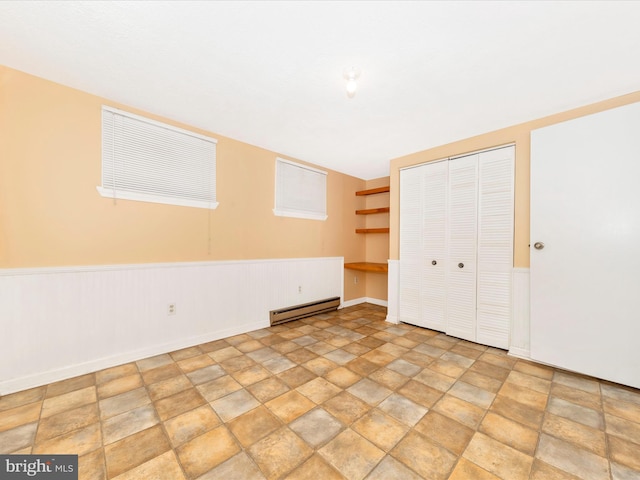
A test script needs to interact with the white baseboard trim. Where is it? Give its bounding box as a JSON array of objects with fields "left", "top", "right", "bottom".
[
  {"left": 341, "top": 297, "right": 388, "bottom": 309},
  {"left": 0, "top": 321, "right": 265, "bottom": 395},
  {"left": 508, "top": 346, "right": 531, "bottom": 360}
]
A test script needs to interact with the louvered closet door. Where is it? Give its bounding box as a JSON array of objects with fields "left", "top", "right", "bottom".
[
  {"left": 476, "top": 146, "right": 514, "bottom": 349},
  {"left": 446, "top": 154, "right": 478, "bottom": 342},
  {"left": 420, "top": 161, "right": 447, "bottom": 331},
  {"left": 399, "top": 166, "right": 423, "bottom": 326}
]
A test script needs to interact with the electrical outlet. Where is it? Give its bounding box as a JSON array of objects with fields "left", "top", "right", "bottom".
[
  {"left": 298, "top": 285, "right": 302, "bottom": 293},
  {"left": 168, "top": 303, "right": 176, "bottom": 315},
  {"left": 354, "top": 276, "right": 358, "bottom": 284}
]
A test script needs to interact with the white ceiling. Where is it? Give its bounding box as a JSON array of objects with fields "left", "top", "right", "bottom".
[{"left": 1, "top": 1, "right": 640, "bottom": 180}]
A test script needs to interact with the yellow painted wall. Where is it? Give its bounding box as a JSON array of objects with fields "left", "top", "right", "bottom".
[
  {"left": 0, "top": 66, "right": 367, "bottom": 299},
  {"left": 389, "top": 90, "right": 640, "bottom": 267}
]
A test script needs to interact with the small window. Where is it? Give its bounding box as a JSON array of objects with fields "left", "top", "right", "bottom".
[
  {"left": 98, "top": 106, "right": 218, "bottom": 209},
  {"left": 274, "top": 158, "right": 327, "bottom": 220}
]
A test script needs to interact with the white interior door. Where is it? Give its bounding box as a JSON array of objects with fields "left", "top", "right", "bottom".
[
  {"left": 530, "top": 102, "right": 640, "bottom": 389},
  {"left": 446, "top": 154, "right": 478, "bottom": 342}
]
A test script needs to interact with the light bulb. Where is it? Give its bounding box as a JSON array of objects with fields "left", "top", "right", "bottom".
[{"left": 346, "top": 78, "right": 357, "bottom": 97}]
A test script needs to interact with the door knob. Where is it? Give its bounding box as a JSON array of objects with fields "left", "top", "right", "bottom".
[
  {"left": 458, "top": 263, "right": 464, "bottom": 268},
  {"left": 534, "top": 242, "right": 545, "bottom": 250},
  {"left": 432, "top": 260, "right": 437, "bottom": 265}
]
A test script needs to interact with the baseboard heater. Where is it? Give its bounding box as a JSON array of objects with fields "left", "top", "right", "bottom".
[{"left": 270, "top": 296, "right": 341, "bottom": 326}]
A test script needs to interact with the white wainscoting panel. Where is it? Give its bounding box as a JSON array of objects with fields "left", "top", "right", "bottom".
[
  {"left": 509, "top": 268, "right": 531, "bottom": 359},
  {"left": 0, "top": 257, "right": 343, "bottom": 394},
  {"left": 386, "top": 260, "right": 399, "bottom": 324}
]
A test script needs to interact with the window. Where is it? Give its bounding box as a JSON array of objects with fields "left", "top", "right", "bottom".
[
  {"left": 98, "top": 106, "right": 218, "bottom": 209},
  {"left": 274, "top": 158, "right": 327, "bottom": 220}
]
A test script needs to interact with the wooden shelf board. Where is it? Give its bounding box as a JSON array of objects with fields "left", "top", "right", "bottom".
[
  {"left": 355, "top": 186, "right": 390, "bottom": 196},
  {"left": 344, "top": 262, "right": 388, "bottom": 273},
  {"left": 355, "top": 207, "right": 390, "bottom": 215},
  {"left": 356, "top": 227, "right": 390, "bottom": 234}
]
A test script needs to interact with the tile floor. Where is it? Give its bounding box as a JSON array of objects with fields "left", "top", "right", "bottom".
[{"left": 1, "top": 303, "right": 640, "bottom": 479}]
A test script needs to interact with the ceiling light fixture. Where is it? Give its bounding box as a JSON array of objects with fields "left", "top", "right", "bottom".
[{"left": 344, "top": 67, "right": 360, "bottom": 98}]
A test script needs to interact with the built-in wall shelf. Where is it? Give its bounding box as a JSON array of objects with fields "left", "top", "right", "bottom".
[
  {"left": 356, "top": 207, "right": 390, "bottom": 215},
  {"left": 344, "top": 262, "right": 388, "bottom": 273},
  {"left": 356, "top": 228, "right": 390, "bottom": 234},
  {"left": 355, "top": 186, "right": 390, "bottom": 196}
]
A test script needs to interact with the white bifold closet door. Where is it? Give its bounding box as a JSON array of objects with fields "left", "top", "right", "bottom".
[
  {"left": 399, "top": 160, "right": 447, "bottom": 331},
  {"left": 399, "top": 145, "right": 514, "bottom": 349}
]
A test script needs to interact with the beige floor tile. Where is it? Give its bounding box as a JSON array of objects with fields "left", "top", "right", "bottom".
[
  {"left": 348, "top": 378, "right": 392, "bottom": 406},
  {"left": 147, "top": 374, "right": 192, "bottom": 402},
  {"left": 247, "top": 347, "right": 280, "bottom": 363},
  {"left": 0, "top": 387, "right": 46, "bottom": 412},
  {"left": 490, "top": 395, "right": 544, "bottom": 430},
  {"left": 469, "top": 360, "right": 511, "bottom": 381},
  {"left": 391, "top": 430, "right": 457, "bottom": 480},
  {"left": 479, "top": 352, "right": 517, "bottom": 370},
  {"left": 186, "top": 364, "right": 226, "bottom": 385},
  {"left": 604, "top": 396, "right": 640, "bottom": 423},
  {"left": 480, "top": 412, "right": 539, "bottom": 455},
  {"left": 41, "top": 386, "right": 97, "bottom": 418},
  {"left": 377, "top": 393, "right": 427, "bottom": 426},
  {"left": 283, "top": 453, "right": 343, "bottom": 480},
  {"left": 102, "top": 404, "right": 159, "bottom": 445},
  {"left": 369, "top": 367, "right": 410, "bottom": 391},
  {"left": 176, "top": 426, "right": 241, "bottom": 478},
  {"left": 319, "top": 428, "right": 384, "bottom": 480},
  {"left": 95, "top": 363, "right": 138, "bottom": 385},
  {"left": 246, "top": 376, "right": 291, "bottom": 403},
  {"left": 209, "top": 346, "right": 243, "bottom": 362},
  {"left": 361, "top": 348, "right": 395, "bottom": 367},
  {"left": 414, "top": 411, "right": 474, "bottom": 455},
  {"left": 414, "top": 368, "right": 457, "bottom": 392},
  {"left": 99, "top": 387, "right": 150, "bottom": 420},
  {"left": 45, "top": 373, "right": 96, "bottom": 398},
  {"left": 0, "top": 402, "right": 42, "bottom": 433},
  {"left": 0, "top": 422, "right": 38, "bottom": 454},
  {"left": 303, "top": 357, "right": 338, "bottom": 376},
  {"left": 324, "top": 366, "right": 361, "bottom": 388},
  {"left": 266, "top": 391, "right": 315, "bottom": 423},
  {"left": 449, "top": 381, "right": 496, "bottom": 409},
  {"left": 177, "top": 354, "right": 216, "bottom": 374},
  {"left": 210, "top": 389, "right": 260, "bottom": 422},
  {"left": 36, "top": 403, "right": 99, "bottom": 443},
  {"left": 450, "top": 344, "right": 485, "bottom": 360},
  {"left": 606, "top": 412, "right": 640, "bottom": 444},
  {"left": 169, "top": 345, "right": 203, "bottom": 361},
  {"left": 228, "top": 405, "right": 282, "bottom": 448},
  {"left": 401, "top": 350, "right": 436, "bottom": 368},
  {"left": 460, "top": 370, "right": 504, "bottom": 393},
  {"left": 219, "top": 354, "right": 257, "bottom": 372},
  {"left": 506, "top": 370, "right": 552, "bottom": 394},
  {"left": 498, "top": 382, "right": 548, "bottom": 411},
  {"left": 352, "top": 408, "right": 408, "bottom": 451},
  {"left": 429, "top": 358, "right": 468, "bottom": 378},
  {"left": 553, "top": 370, "right": 601, "bottom": 394},
  {"left": 513, "top": 360, "right": 555, "bottom": 380},
  {"left": 154, "top": 388, "right": 206, "bottom": 421},
  {"left": 97, "top": 374, "right": 142, "bottom": 400},
  {"left": 112, "top": 450, "right": 185, "bottom": 480},
  {"left": 547, "top": 396, "right": 604, "bottom": 429},
  {"left": 286, "top": 347, "right": 318, "bottom": 364},
  {"left": 433, "top": 394, "right": 485, "bottom": 429},
  {"left": 197, "top": 374, "right": 243, "bottom": 402},
  {"left": 346, "top": 357, "right": 380, "bottom": 376},
  {"left": 550, "top": 382, "right": 602, "bottom": 410},
  {"left": 463, "top": 432, "right": 533, "bottom": 480},
  {"left": 386, "top": 358, "right": 421, "bottom": 377},
  {"left": 249, "top": 427, "right": 313, "bottom": 479},
  {"left": 542, "top": 413, "right": 607, "bottom": 456},
  {"left": 78, "top": 448, "right": 106, "bottom": 480},
  {"left": 530, "top": 459, "right": 583, "bottom": 480},
  {"left": 397, "top": 379, "right": 443, "bottom": 408},
  {"left": 289, "top": 408, "right": 343, "bottom": 448},
  {"left": 366, "top": 455, "right": 424, "bottom": 480},
  {"left": 136, "top": 354, "right": 174, "bottom": 372},
  {"left": 449, "top": 458, "right": 501, "bottom": 480},
  {"left": 323, "top": 391, "right": 371, "bottom": 425},
  {"left": 277, "top": 366, "right": 317, "bottom": 388},
  {"left": 197, "top": 452, "right": 266, "bottom": 480},
  {"left": 609, "top": 434, "right": 640, "bottom": 470},
  {"left": 601, "top": 382, "right": 640, "bottom": 406},
  {"left": 141, "top": 363, "right": 182, "bottom": 385},
  {"left": 296, "top": 377, "right": 341, "bottom": 404},
  {"left": 164, "top": 404, "right": 220, "bottom": 447},
  {"left": 537, "top": 433, "right": 609, "bottom": 480},
  {"left": 236, "top": 339, "right": 266, "bottom": 353},
  {"left": 611, "top": 461, "right": 640, "bottom": 480},
  {"left": 33, "top": 422, "right": 102, "bottom": 456}
]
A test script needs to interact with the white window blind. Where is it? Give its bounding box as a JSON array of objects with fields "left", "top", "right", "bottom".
[
  {"left": 274, "top": 158, "right": 327, "bottom": 220},
  {"left": 98, "top": 106, "right": 218, "bottom": 209}
]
